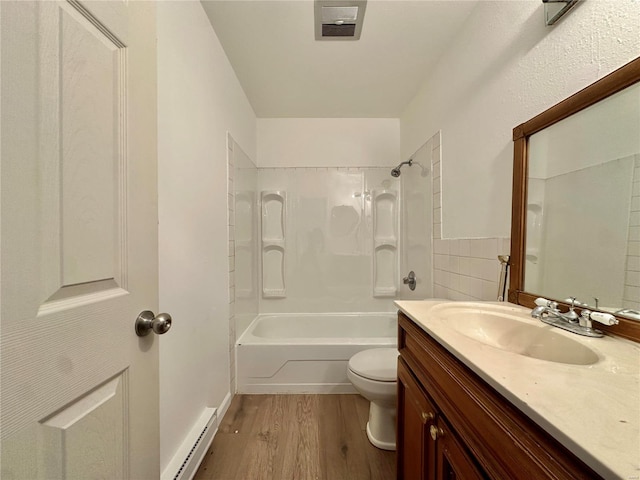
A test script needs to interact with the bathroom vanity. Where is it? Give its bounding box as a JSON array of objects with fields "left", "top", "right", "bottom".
[
  {"left": 395, "top": 301, "right": 640, "bottom": 480},
  {"left": 394, "top": 55, "right": 640, "bottom": 480}
]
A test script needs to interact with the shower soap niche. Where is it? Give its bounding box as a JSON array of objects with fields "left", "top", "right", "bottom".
[
  {"left": 261, "top": 191, "right": 286, "bottom": 298},
  {"left": 372, "top": 190, "right": 398, "bottom": 297}
]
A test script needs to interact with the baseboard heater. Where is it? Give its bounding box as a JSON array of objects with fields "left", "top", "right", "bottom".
[{"left": 161, "top": 407, "right": 217, "bottom": 480}]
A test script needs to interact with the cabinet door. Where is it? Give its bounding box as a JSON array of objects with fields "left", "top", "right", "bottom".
[
  {"left": 434, "top": 417, "right": 485, "bottom": 480},
  {"left": 397, "top": 358, "right": 437, "bottom": 480}
]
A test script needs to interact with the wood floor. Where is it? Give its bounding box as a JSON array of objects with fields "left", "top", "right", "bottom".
[{"left": 193, "top": 394, "right": 397, "bottom": 480}]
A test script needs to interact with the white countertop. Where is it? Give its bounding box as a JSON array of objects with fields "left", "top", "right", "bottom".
[{"left": 394, "top": 300, "right": 640, "bottom": 480}]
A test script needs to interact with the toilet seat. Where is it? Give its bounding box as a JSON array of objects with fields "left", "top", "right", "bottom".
[{"left": 348, "top": 348, "right": 398, "bottom": 382}]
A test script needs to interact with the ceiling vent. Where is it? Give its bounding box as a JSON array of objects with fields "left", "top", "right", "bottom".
[{"left": 314, "top": 1, "right": 367, "bottom": 41}]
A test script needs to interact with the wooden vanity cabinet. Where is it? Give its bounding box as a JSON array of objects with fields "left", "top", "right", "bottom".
[
  {"left": 397, "top": 312, "right": 602, "bottom": 480},
  {"left": 397, "top": 358, "right": 436, "bottom": 479},
  {"left": 435, "top": 415, "right": 485, "bottom": 480},
  {"left": 398, "top": 357, "right": 484, "bottom": 480}
]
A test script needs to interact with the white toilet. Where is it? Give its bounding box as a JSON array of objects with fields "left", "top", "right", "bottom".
[{"left": 347, "top": 348, "right": 398, "bottom": 451}]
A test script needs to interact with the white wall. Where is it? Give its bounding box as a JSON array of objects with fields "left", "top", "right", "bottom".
[
  {"left": 258, "top": 118, "right": 400, "bottom": 167},
  {"left": 401, "top": 0, "right": 640, "bottom": 239},
  {"left": 157, "top": 1, "right": 256, "bottom": 473}
]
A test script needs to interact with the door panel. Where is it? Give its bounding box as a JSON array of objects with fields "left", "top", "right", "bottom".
[
  {"left": 59, "top": 1, "right": 122, "bottom": 288},
  {"left": 1, "top": 1, "right": 159, "bottom": 478},
  {"left": 39, "top": 0, "right": 128, "bottom": 311},
  {"left": 40, "top": 372, "right": 128, "bottom": 479}
]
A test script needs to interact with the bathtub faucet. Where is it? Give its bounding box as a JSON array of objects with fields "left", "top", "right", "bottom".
[{"left": 403, "top": 271, "right": 416, "bottom": 291}]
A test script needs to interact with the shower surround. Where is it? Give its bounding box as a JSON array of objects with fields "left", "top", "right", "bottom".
[
  {"left": 230, "top": 165, "right": 412, "bottom": 393},
  {"left": 257, "top": 167, "right": 401, "bottom": 314}
]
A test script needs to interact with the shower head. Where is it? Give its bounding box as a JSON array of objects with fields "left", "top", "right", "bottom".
[{"left": 391, "top": 159, "right": 413, "bottom": 177}]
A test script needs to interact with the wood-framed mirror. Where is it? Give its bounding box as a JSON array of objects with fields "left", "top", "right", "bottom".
[{"left": 509, "top": 56, "right": 640, "bottom": 343}]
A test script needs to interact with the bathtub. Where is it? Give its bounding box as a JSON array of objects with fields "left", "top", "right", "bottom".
[{"left": 236, "top": 313, "right": 397, "bottom": 394}]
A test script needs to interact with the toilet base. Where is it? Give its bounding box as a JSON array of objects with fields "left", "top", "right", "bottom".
[{"left": 365, "top": 402, "right": 396, "bottom": 451}]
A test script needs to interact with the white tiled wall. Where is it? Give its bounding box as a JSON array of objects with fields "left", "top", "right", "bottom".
[
  {"left": 228, "top": 134, "right": 260, "bottom": 393},
  {"left": 433, "top": 237, "right": 511, "bottom": 301},
  {"left": 623, "top": 155, "right": 640, "bottom": 311},
  {"left": 430, "top": 131, "right": 511, "bottom": 301}
]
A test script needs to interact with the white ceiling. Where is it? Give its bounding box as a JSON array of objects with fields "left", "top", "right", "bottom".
[{"left": 201, "top": 0, "right": 478, "bottom": 118}]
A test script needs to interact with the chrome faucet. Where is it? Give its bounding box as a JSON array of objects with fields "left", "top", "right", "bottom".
[
  {"left": 403, "top": 271, "right": 416, "bottom": 291},
  {"left": 531, "top": 297, "right": 578, "bottom": 323},
  {"left": 531, "top": 297, "right": 618, "bottom": 338}
]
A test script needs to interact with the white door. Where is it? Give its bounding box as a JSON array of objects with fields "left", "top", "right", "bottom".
[{"left": 1, "top": 1, "right": 161, "bottom": 478}]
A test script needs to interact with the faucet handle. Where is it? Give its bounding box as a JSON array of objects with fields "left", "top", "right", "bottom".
[
  {"left": 590, "top": 311, "right": 618, "bottom": 326},
  {"left": 535, "top": 297, "right": 552, "bottom": 307},
  {"left": 579, "top": 310, "right": 618, "bottom": 329},
  {"left": 403, "top": 271, "right": 417, "bottom": 291},
  {"left": 535, "top": 297, "right": 558, "bottom": 310}
]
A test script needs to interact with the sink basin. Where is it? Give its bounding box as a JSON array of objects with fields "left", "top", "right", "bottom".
[{"left": 434, "top": 305, "right": 599, "bottom": 365}]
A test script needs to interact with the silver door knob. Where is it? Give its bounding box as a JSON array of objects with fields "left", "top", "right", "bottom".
[{"left": 135, "top": 310, "right": 172, "bottom": 337}]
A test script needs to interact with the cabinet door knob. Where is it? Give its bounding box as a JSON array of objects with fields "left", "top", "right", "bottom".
[
  {"left": 421, "top": 411, "right": 434, "bottom": 423},
  {"left": 430, "top": 425, "right": 444, "bottom": 441}
]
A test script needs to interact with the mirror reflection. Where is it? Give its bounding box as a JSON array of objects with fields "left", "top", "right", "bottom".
[{"left": 525, "top": 82, "right": 640, "bottom": 320}]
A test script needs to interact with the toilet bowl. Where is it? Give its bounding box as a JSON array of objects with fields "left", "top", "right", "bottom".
[{"left": 347, "top": 348, "right": 398, "bottom": 451}]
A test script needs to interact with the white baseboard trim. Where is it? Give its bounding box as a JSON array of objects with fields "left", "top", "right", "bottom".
[
  {"left": 160, "top": 392, "right": 234, "bottom": 480},
  {"left": 160, "top": 407, "right": 217, "bottom": 480},
  {"left": 217, "top": 391, "right": 233, "bottom": 426}
]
